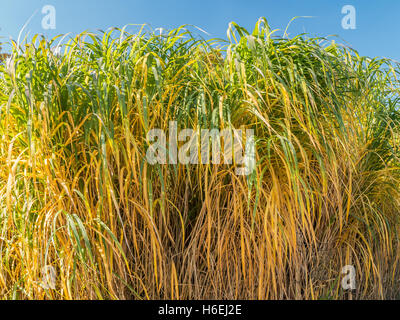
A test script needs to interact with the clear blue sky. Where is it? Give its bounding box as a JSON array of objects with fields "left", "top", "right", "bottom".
[{"left": 0, "top": 0, "right": 399, "bottom": 61}]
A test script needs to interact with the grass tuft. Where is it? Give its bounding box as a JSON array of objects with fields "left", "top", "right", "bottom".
[{"left": 0, "top": 18, "right": 399, "bottom": 299}]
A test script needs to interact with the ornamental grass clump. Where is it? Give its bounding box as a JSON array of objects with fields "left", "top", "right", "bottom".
[{"left": 0, "top": 18, "right": 399, "bottom": 299}]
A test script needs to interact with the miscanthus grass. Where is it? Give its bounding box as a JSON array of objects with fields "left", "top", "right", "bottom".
[{"left": 0, "top": 18, "right": 399, "bottom": 299}]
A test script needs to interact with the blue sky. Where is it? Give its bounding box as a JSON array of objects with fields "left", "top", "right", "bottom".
[{"left": 0, "top": 0, "right": 399, "bottom": 61}]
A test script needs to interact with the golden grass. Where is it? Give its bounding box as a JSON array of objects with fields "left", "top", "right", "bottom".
[{"left": 0, "top": 18, "right": 399, "bottom": 299}]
